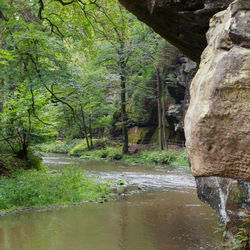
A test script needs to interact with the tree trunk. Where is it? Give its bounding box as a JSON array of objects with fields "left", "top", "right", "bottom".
[
  {"left": 80, "top": 105, "right": 90, "bottom": 151},
  {"left": 120, "top": 74, "right": 128, "bottom": 154},
  {"left": 0, "top": 79, "right": 3, "bottom": 113},
  {"left": 89, "top": 114, "right": 94, "bottom": 149},
  {"left": 157, "top": 69, "right": 163, "bottom": 150},
  {"left": 0, "top": 19, "right": 4, "bottom": 114},
  {"left": 162, "top": 80, "right": 168, "bottom": 150},
  {"left": 119, "top": 41, "right": 128, "bottom": 154}
]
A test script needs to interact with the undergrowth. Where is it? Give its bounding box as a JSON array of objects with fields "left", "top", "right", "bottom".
[
  {"left": 39, "top": 139, "right": 189, "bottom": 167},
  {"left": 39, "top": 139, "right": 118, "bottom": 156},
  {"left": 0, "top": 167, "right": 111, "bottom": 213},
  {"left": 80, "top": 147, "right": 189, "bottom": 167},
  {"left": 0, "top": 153, "right": 42, "bottom": 176},
  {"left": 216, "top": 223, "right": 250, "bottom": 249}
]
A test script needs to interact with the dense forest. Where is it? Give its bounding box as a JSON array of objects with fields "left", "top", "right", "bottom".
[
  {"left": 0, "top": 1, "right": 249, "bottom": 249},
  {"left": 0, "top": 0, "right": 194, "bottom": 173}
]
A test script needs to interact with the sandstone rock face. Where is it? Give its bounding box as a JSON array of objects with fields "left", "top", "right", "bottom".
[
  {"left": 119, "top": 0, "right": 233, "bottom": 62},
  {"left": 119, "top": 0, "right": 250, "bottom": 231},
  {"left": 185, "top": 0, "right": 250, "bottom": 181}
]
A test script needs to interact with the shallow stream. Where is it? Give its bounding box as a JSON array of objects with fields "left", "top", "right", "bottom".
[{"left": 0, "top": 154, "right": 221, "bottom": 250}]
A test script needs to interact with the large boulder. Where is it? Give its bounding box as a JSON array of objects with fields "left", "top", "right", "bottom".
[
  {"left": 185, "top": 0, "right": 250, "bottom": 182},
  {"left": 119, "top": 0, "right": 250, "bottom": 235}
]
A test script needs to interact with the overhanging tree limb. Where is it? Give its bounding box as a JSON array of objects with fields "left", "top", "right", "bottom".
[{"left": 38, "top": 0, "right": 64, "bottom": 37}]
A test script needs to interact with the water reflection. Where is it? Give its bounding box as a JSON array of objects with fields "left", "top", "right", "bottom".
[{"left": 0, "top": 191, "right": 220, "bottom": 250}]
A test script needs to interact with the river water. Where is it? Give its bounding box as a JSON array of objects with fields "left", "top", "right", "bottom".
[{"left": 0, "top": 154, "right": 221, "bottom": 250}]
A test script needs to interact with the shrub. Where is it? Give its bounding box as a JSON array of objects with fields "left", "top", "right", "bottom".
[
  {"left": 0, "top": 153, "right": 42, "bottom": 176},
  {"left": 40, "top": 140, "right": 81, "bottom": 154},
  {"left": 139, "top": 150, "right": 176, "bottom": 164},
  {"left": 107, "top": 149, "right": 122, "bottom": 160},
  {"left": 171, "top": 150, "right": 189, "bottom": 167},
  {"left": 79, "top": 147, "right": 123, "bottom": 161},
  {"left": 69, "top": 141, "right": 88, "bottom": 156}
]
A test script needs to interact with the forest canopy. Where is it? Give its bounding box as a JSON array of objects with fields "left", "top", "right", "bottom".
[{"left": 0, "top": 0, "right": 183, "bottom": 171}]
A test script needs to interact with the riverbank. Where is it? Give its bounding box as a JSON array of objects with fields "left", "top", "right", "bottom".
[
  {"left": 0, "top": 138, "right": 189, "bottom": 215},
  {"left": 0, "top": 155, "right": 222, "bottom": 249},
  {"left": 0, "top": 167, "right": 112, "bottom": 215},
  {"left": 37, "top": 139, "right": 189, "bottom": 167}
]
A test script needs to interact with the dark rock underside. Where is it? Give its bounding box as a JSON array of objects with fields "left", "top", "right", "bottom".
[{"left": 118, "top": 0, "right": 233, "bottom": 62}]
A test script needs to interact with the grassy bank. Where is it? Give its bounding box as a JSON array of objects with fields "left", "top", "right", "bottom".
[
  {"left": 80, "top": 147, "right": 189, "bottom": 167},
  {"left": 0, "top": 167, "right": 111, "bottom": 214},
  {"left": 39, "top": 140, "right": 189, "bottom": 167}
]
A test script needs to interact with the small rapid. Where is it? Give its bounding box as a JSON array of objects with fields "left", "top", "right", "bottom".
[{"left": 42, "top": 154, "right": 196, "bottom": 192}]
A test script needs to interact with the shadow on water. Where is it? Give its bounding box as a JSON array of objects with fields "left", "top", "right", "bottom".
[{"left": 0, "top": 154, "right": 221, "bottom": 250}]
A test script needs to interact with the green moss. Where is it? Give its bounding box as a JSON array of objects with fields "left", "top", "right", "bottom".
[
  {"left": 69, "top": 140, "right": 90, "bottom": 156},
  {"left": 150, "top": 129, "right": 158, "bottom": 144},
  {"left": 227, "top": 183, "right": 248, "bottom": 206},
  {"left": 128, "top": 127, "right": 147, "bottom": 144}
]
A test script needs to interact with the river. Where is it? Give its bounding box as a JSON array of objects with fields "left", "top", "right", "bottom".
[{"left": 0, "top": 154, "right": 221, "bottom": 250}]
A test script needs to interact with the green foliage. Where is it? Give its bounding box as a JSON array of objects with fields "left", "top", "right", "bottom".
[
  {"left": 232, "top": 226, "right": 250, "bottom": 250},
  {"left": 0, "top": 82, "right": 58, "bottom": 157},
  {"left": 124, "top": 149, "right": 189, "bottom": 167},
  {"left": 235, "top": 226, "right": 249, "bottom": 249},
  {"left": 0, "top": 153, "right": 42, "bottom": 176},
  {"left": 217, "top": 223, "right": 250, "bottom": 249},
  {"left": 170, "top": 150, "right": 189, "bottom": 167},
  {"left": 69, "top": 139, "right": 101, "bottom": 156},
  {"left": 105, "top": 148, "right": 123, "bottom": 160},
  {"left": 40, "top": 139, "right": 109, "bottom": 155},
  {"left": 136, "top": 150, "right": 176, "bottom": 164},
  {"left": 41, "top": 140, "right": 82, "bottom": 154},
  {"left": 0, "top": 0, "right": 179, "bottom": 170},
  {"left": 0, "top": 167, "right": 110, "bottom": 212},
  {"left": 80, "top": 147, "right": 123, "bottom": 161},
  {"left": 77, "top": 144, "right": 188, "bottom": 167}
]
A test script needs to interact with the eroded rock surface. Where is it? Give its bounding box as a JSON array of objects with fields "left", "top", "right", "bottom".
[
  {"left": 118, "top": 0, "right": 233, "bottom": 62},
  {"left": 196, "top": 177, "right": 250, "bottom": 223},
  {"left": 185, "top": 0, "right": 250, "bottom": 181}
]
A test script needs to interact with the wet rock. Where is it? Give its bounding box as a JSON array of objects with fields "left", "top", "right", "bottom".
[
  {"left": 185, "top": 0, "right": 250, "bottom": 181},
  {"left": 128, "top": 144, "right": 140, "bottom": 154},
  {"left": 196, "top": 176, "right": 232, "bottom": 223},
  {"left": 167, "top": 104, "right": 182, "bottom": 119},
  {"left": 128, "top": 126, "right": 156, "bottom": 145},
  {"left": 196, "top": 177, "right": 250, "bottom": 224}
]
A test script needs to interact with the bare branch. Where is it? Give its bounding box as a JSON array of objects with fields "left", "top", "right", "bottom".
[{"left": 38, "top": 0, "right": 64, "bottom": 38}]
